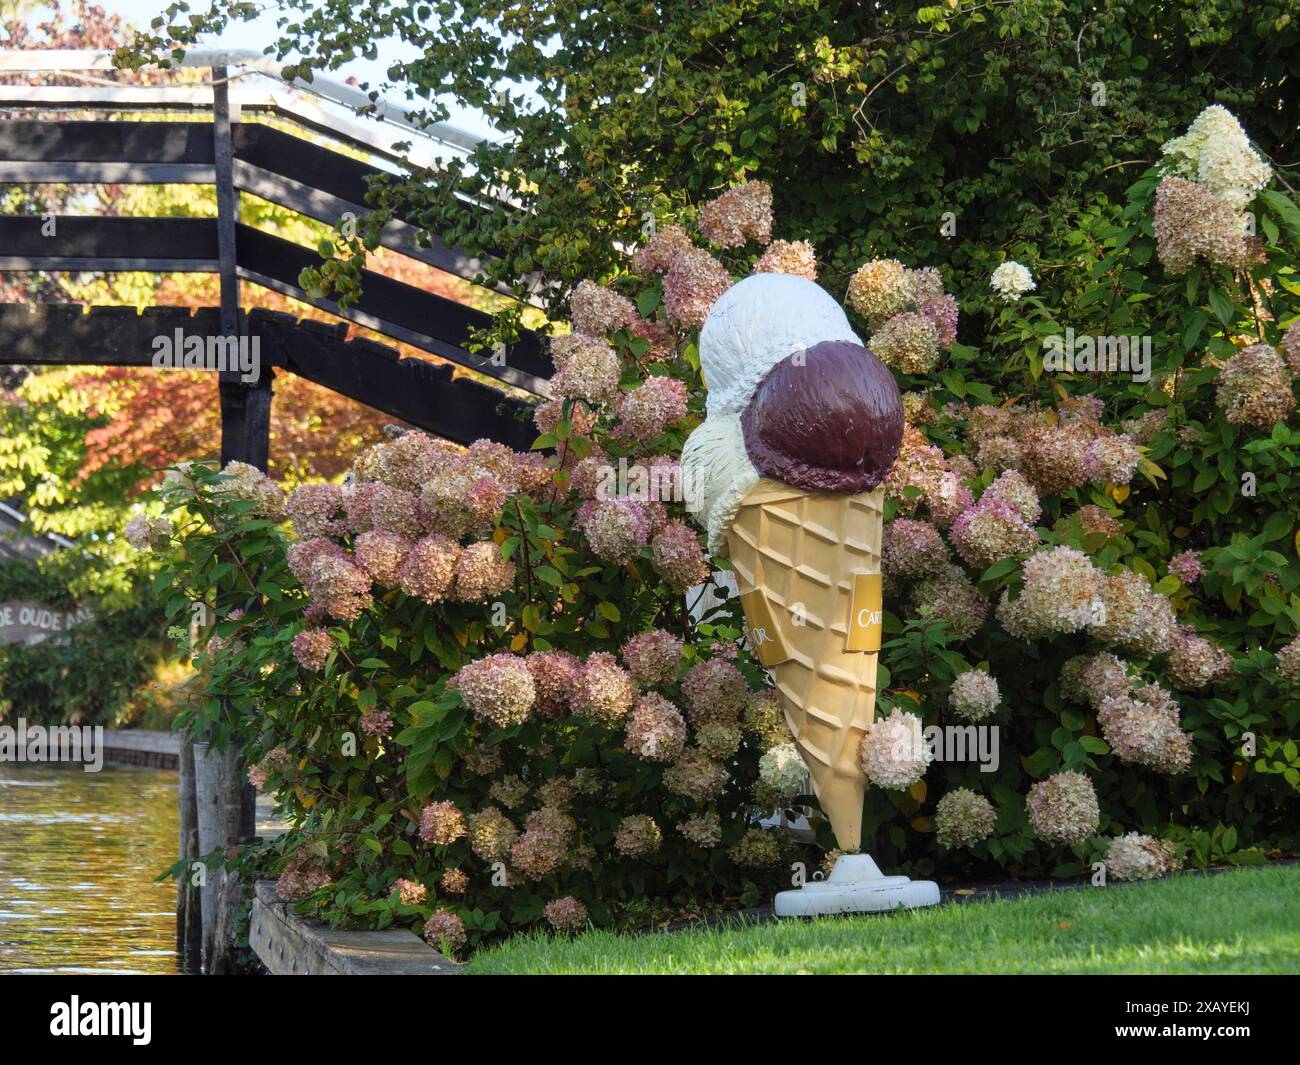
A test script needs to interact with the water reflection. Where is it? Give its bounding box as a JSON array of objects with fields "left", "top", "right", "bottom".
[{"left": 0, "top": 763, "right": 181, "bottom": 974}]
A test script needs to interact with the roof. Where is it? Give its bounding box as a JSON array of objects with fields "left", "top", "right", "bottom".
[{"left": 0, "top": 501, "right": 75, "bottom": 560}]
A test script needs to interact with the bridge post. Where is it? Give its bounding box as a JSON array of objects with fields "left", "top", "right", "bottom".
[{"left": 198, "top": 63, "right": 272, "bottom": 975}]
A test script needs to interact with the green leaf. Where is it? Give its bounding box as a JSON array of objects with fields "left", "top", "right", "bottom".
[
  {"left": 1261, "top": 511, "right": 1292, "bottom": 543},
  {"left": 1181, "top": 309, "right": 1209, "bottom": 352},
  {"left": 637, "top": 285, "right": 661, "bottom": 317},
  {"left": 981, "top": 557, "right": 1021, "bottom": 582},
  {"left": 1260, "top": 189, "right": 1300, "bottom": 240},
  {"left": 535, "top": 565, "right": 563, "bottom": 587},
  {"left": 1207, "top": 288, "right": 1234, "bottom": 325}
]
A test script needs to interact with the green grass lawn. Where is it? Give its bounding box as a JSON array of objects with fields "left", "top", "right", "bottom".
[{"left": 468, "top": 864, "right": 1300, "bottom": 975}]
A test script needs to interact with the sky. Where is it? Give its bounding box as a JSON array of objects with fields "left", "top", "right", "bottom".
[{"left": 95, "top": 0, "right": 500, "bottom": 139}]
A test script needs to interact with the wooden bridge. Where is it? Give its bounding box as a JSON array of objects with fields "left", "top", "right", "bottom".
[{"left": 0, "top": 48, "right": 554, "bottom": 973}]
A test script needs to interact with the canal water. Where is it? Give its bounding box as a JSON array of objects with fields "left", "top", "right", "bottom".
[{"left": 0, "top": 762, "right": 182, "bottom": 974}]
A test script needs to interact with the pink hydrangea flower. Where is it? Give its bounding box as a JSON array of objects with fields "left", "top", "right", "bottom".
[
  {"left": 616, "top": 376, "right": 689, "bottom": 440},
  {"left": 276, "top": 854, "right": 331, "bottom": 901},
  {"left": 1026, "top": 771, "right": 1099, "bottom": 845},
  {"left": 423, "top": 909, "right": 466, "bottom": 954},
  {"left": 570, "top": 279, "right": 637, "bottom": 337},
  {"left": 649, "top": 520, "right": 709, "bottom": 591},
  {"left": 292, "top": 628, "right": 334, "bottom": 671},
  {"left": 577, "top": 498, "right": 650, "bottom": 564},
  {"left": 543, "top": 896, "right": 589, "bottom": 934},
  {"left": 570, "top": 652, "right": 635, "bottom": 724},
  {"left": 454, "top": 653, "right": 536, "bottom": 728},
  {"left": 1097, "top": 684, "right": 1192, "bottom": 774},
  {"left": 624, "top": 693, "right": 688, "bottom": 762},
  {"left": 1168, "top": 550, "right": 1204, "bottom": 585},
  {"left": 622, "top": 629, "right": 683, "bottom": 687},
  {"left": 753, "top": 239, "right": 817, "bottom": 280},
  {"left": 451, "top": 540, "right": 515, "bottom": 602},
  {"left": 1281, "top": 322, "right": 1300, "bottom": 375},
  {"left": 353, "top": 529, "right": 410, "bottom": 586},
  {"left": 361, "top": 707, "right": 394, "bottom": 736},
  {"left": 662, "top": 247, "right": 732, "bottom": 328},
  {"left": 397, "top": 534, "right": 461, "bottom": 603},
  {"left": 549, "top": 334, "right": 622, "bottom": 407},
  {"left": 1167, "top": 627, "right": 1233, "bottom": 689},
  {"left": 613, "top": 814, "right": 662, "bottom": 857},
  {"left": 286, "top": 483, "right": 347, "bottom": 539},
  {"left": 510, "top": 807, "right": 573, "bottom": 880},
  {"left": 287, "top": 537, "right": 347, "bottom": 586},
  {"left": 366, "top": 482, "right": 424, "bottom": 539},
  {"left": 882, "top": 518, "right": 948, "bottom": 582},
  {"left": 919, "top": 293, "right": 959, "bottom": 348},
  {"left": 632, "top": 224, "right": 694, "bottom": 276},
  {"left": 629, "top": 315, "right": 676, "bottom": 362},
  {"left": 681, "top": 658, "right": 748, "bottom": 725},
  {"left": 306, "top": 554, "right": 373, "bottom": 621},
  {"left": 950, "top": 497, "right": 1037, "bottom": 569},
  {"left": 697, "top": 180, "right": 773, "bottom": 247},
  {"left": 419, "top": 800, "right": 467, "bottom": 845},
  {"left": 391, "top": 878, "right": 427, "bottom": 905},
  {"left": 526, "top": 651, "right": 580, "bottom": 718}
]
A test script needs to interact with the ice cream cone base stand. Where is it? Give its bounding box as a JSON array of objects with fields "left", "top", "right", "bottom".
[{"left": 683, "top": 274, "right": 941, "bottom": 915}]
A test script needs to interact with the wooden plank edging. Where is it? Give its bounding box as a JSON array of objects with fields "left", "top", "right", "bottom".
[
  {"left": 250, "top": 880, "right": 462, "bottom": 975},
  {"left": 102, "top": 729, "right": 181, "bottom": 770}
]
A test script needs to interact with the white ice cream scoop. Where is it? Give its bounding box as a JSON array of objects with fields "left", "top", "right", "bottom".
[
  {"left": 697, "top": 273, "right": 862, "bottom": 419},
  {"left": 684, "top": 274, "right": 866, "bottom": 552}
]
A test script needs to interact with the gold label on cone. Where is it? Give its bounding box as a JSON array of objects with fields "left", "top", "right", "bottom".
[
  {"left": 846, "top": 573, "right": 883, "bottom": 653},
  {"left": 739, "top": 589, "right": 790, "bottom": 666}
]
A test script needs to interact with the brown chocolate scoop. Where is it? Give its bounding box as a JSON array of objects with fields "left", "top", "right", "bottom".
[{"left": 740, "top": 340, "right": 904, "bottom": 493}]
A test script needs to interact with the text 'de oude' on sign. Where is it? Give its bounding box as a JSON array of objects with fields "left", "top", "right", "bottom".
[{"left": 0, "top": 600, "right": 93, "bottom": 647}]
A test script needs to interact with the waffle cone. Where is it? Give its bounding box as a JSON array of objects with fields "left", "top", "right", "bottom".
[{"left": 725, "top": 480, "right": 884, "bottom": 851}]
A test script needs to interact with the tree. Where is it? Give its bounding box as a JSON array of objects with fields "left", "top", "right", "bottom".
[
  {"left": 2, "top": 1, "right": 507, "bottom": 552},
  {"left": 125, "top": 1, "right": 1299, "bottom": 308}
]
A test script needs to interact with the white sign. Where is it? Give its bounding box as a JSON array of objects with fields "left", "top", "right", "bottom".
[{"left": 0, "top": 599, "right": 93, "bottom": 646}]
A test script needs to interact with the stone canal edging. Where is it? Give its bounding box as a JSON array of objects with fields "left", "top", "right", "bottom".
[{"left": 250, "top": 880, "right": 462, "bottom": 975}]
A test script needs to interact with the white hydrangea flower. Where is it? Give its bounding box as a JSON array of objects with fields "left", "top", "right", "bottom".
[
  {"left": 990, "top": 261, "right": 1035, "bottom": 302},
  {"left": 934, "top": 787, "right": 997, "bottom": 848},
  {"left": 997, "top": 545, "right": 1106, "bottom": 640},
  {"left": 1162, "top": 105, "right": 1271, "bottom": 212},
  {"left": 758, "top": 743, "right": 808, "bottom": 798},
  {"left": 858, "top": 708, "right": 931, "bottom": 790},
  {"left": 1026, "top": 770, "right": 1099, "bottom": 846},
  {"left": 124, "top": 513, "right": 173, "bottom": 550},
  {"left": 949, "top": 669, "right": 1000, "bottom": 722},
  {"left": 1104, "top": 832, "right": 1180, "bottom": 881}
]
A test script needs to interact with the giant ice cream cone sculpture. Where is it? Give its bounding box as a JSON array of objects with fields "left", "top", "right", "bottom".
[
  {"left": 682, "top": 274, "right": 904, "bottom": 852},
  {"left": 725, "top": 483, "right": 884, "bottom": 851}
]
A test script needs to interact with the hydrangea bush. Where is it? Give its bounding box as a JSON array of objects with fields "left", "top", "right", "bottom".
[
  {"left": 140, "top": 105, "right": 1300, "bottom": 952},
  {"left": 858, "top": 104, "right": 1300, "bottom": 876}
]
